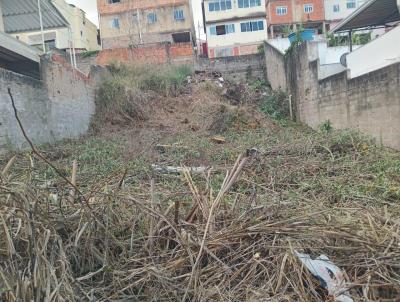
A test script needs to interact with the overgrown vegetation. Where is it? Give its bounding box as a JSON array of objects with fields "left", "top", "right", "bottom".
[
  {"left": 94, "top": 63, "right": 193, "bottom": 129},
  {"left": 1, "top": 71, "right": 400, "bottom": 301},
  {"left": 327, "top": 32, "right": 372, "bottom": 47},
  {"left": 81, "top": 50, "right": 100, "bottom": 58},
  {"left": 260, "top": 89, "right": 289, "bottom": 121}
]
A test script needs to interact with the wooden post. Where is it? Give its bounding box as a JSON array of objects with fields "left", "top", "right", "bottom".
[{"left": 69, "top": 160, "right": 78, "bottom": 202}]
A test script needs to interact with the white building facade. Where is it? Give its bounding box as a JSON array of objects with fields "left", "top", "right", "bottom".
[
  {"left": 324, "top": 0, "right": 367, "bottom": 28},
  {"left": 203, "top": 0, "right": 268, "bottom": 58}
]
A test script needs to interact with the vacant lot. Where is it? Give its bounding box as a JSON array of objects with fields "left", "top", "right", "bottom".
[{"left": 1, "top": 65, "right": 400, "bottom": 301}]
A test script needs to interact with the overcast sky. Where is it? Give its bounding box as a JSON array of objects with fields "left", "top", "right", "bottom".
[{"left": 66, "top": 0, "right": 204, "bottom": 39}]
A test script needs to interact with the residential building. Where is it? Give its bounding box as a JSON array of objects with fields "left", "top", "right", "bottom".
[
  {"left": 202, "top": 0, "right": 268, "bottom": 58},
  {"left": 324, "top": 0, "right": 367, "bottom": 29},
  {"left": 2, "top": 0, "right": 100, "bottom": 52},
  {"left": 97, "top": 0, "right": 196, "bottom": 49},
  {"left": 266, "top": 0, "right": 326, "bottom": 38}
]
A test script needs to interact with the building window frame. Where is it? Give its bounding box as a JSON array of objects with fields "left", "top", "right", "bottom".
[
  {"left": 109, "top": 17, "right": 120, "bottom": 29},
  {"left": 333, "top": 4, "right": 340, "bottom": 12},
  {"left": 106, "top": 0, "right": 121, "bottom": 4},
  {"left": 304, "top": 4, "right": 313, "bottom": 13},
  {"left": 173, "top": 8, "right": 185, "bottom": 21},
  {"left": 208, "top": 0, "right": 232, "bottom": 12},
  {"left": 147, "top": 12, "right": 157, "bottom": 24},
  {"left": 276, "top": 6, "right": 288, "bottom": 15},
  {"left": 238, "top": 0, "right": 261, "bottom": 8},
  {"left": 346, "top": 0, "right": 356, "bottom": 9},
  {"left": 210, "top": 24, "right": 235, "bottom": 36},
  {"left": 240, "top": 20, "right": 264, "bottom": 32}
]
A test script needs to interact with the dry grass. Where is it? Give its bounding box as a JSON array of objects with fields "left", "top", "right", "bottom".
[{"left": 1, "top": 74, "right": 400, "bottom": 301}]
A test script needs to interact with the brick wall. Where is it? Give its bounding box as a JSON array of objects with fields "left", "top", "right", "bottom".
[
  {"left": 195, "top": 54, "right": 266, "bottom": 81},
  {"left": 0, "top": 53, "right": 95, "bottom": 152},
  {"left": 95, "top": 42, "right": 194, "bottom": 66},
  {"left": 264, "top": 41, "right": 400, "bottom": 150}
]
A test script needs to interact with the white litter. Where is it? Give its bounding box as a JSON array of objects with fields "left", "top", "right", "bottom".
[
  {"left": 295, "top": 251, "right": 353, "bottom": 302},
  {"left": 218, "top": 77, "right": 224, "bottom": 83}
]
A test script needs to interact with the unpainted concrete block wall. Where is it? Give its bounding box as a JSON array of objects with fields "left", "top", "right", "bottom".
[
  {"left": 195, "top": 54, "right": 265, "bottom": 81},
  {"left": 0, "top": 53, "right": 95, "bottom": 152},
  {"left": 265, "top": 41, "right": 400, "bottom": 150},
  {"left": 264, "top": 42, "right": 287, "bottom": 90}
]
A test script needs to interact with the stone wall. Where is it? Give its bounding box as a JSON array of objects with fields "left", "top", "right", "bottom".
[
  {"left": 195, "top": 54, "right": 265, "bottom": 81},
  {"left": 0, "top": 53, "right": 95, "bottom": 152},
  {"left": 264, "top": 41, "right": 400, "bottom": 150}
]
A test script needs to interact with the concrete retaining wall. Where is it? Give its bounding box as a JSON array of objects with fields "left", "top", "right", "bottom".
[
  {"left": 0, "top": 53, "right": 95, "bottom": 152},
  {"left": 195, "top": 54, "right": 265, "bottom": 81},
  {"left": 264, "top": 42, "right": 287, "bottom": 90},
  {"left": 264, "top": 41, "right": 400, "bottom": 150}
]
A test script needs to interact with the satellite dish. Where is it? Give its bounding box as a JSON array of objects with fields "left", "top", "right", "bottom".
[{"left": 340, "top": 52, "right": 349, "bottom": 67}]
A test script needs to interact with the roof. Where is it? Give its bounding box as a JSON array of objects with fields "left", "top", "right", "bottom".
[
  {"left": 2, "top": 0, "right": 69, "bottom": 34},
  {"left": 331, "top": 0, "right": 400, "bottom": 32}
]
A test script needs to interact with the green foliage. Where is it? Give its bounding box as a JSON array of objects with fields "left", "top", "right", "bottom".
[
  {"left": 257, "top": 43, "right": 265, "bottom": 55},
  {"left": 260, "top": 89, "right": 289, "bottom": 121},
  {"left": 81, "top": 50, "right": 100, "bottom": 58},
  {"left": 319, "top": 120, "right": 333, "bottom": 133},
  {"left": 140, "top": 64, "right": 192, "bottom": 95},
  {"left": 327, "top": 32, "right": 372, "bottom": 47},
  {"left": 284, "top": 26, "right": 305, "bottom": 58}
]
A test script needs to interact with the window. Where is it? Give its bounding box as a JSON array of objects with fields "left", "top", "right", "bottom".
[
  {"left": 347, "top": 0, "right": 356, "bottom": 8},
  {"left": 107, "top": 0, "right": 120, "bottom": 3},
  {"left": 276, "top": 6, "right": 288, "bottom": 15},
  {"left": 240, "top": 20, "right": 264, "bottom": 32},
  {"left": 333, "top": 4, "right": 340, "bottom": 12},
  {"left": 209, "top": 0, "right": 232, "bottom": 11},
  {"left": 174, "top": 9, "right": 184, "bottom": 21},
  {"left": 238, "top": 0, "right": 261, "bottom": 8},
  {"left": 147, "top": 12, "right": 157, "bottom": 23},
  {"left": 210, "top": 27, "right": 217, "bottom": 35},
  {"left": 109, "top": 17, "right": 120, "bottom": 29},
  {"left": 210, "top": 24, "right": 235, "bottom": 35},
  {"left": 304, "top": 4, "right": 313, "bottom": 13}
]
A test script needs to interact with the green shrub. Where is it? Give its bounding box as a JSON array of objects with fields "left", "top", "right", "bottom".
[{"left": 260, "top": 90, "right": 289, "bottom": 121}]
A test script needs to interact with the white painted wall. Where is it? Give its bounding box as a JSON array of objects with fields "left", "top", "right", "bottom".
[
  {"left": 324, "top": 0, "right": 367, "bottom": 21},
  {"left": 204, "top": 0, "right": 266, "bottom": 23},
  {"left": 347, "top": 25, "right": 400, "bottom": 78},
  {"left": 206, "top": 18, "right": 268, "bottom": 48},
  {"left": 12, "top": 28, "right": 71, "bottom": 50}
]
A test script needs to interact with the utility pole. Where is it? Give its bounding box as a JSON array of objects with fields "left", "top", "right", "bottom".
[{"left": 37, "top": 0, "right": 46, "bottom": 52}]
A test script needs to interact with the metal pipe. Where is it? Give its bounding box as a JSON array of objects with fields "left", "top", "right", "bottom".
[
  {"left": 349, "top": 29, "right": 353, "bottom": 52},
  {"left": 37, "top": 0, "right": 46, "bottom": 52}
]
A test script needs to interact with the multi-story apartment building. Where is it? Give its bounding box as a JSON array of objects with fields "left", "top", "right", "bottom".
[
  {"left": 2, "top": 0, "right": 100, "bottom": 52},
  {"left": 324, "top": 0, "right": 366, "bottom": 29},
  {"left": 97, "top": 0, "right": 196, "bottom": 49},
  {"left": 266, "top": 0, "right": 326, "bottom": 38},
  {"left": 202, "top": 0, "right": 268, "bottom": 58}
]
